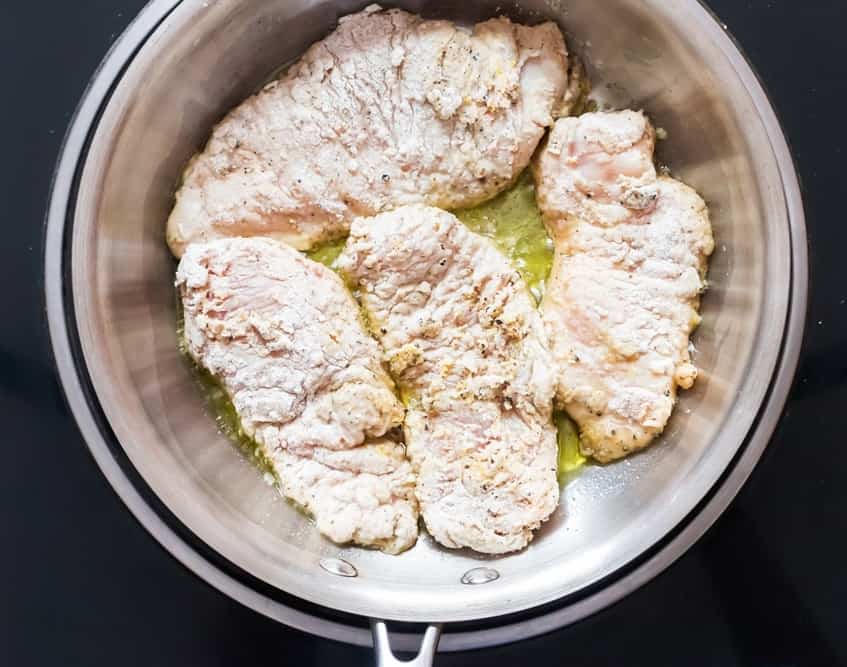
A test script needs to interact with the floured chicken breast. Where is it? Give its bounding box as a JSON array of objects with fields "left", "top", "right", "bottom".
[
  {"left": 339, "top": 205, "right": 559, "bottom": 554},
  {"left": 176, "top": 237, "right": 417, "bottom": 553},
  {"left": 533, "top": 110, "right": 714, "bottom": 462},
  {"left": 166, "top": 4, "right": 569, "bottom": 257}
]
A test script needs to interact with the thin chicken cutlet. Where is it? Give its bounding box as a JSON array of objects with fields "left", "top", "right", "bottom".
[
  {"left": 339, "top": 205, "right": 559, "bottom": 554},
  {"left": 177, "top": 237, "right": 418, "bottom": 553},
  {"left": 166, "top": 4, "right": 568, "bottom": 256},
  {"left": 533, "top": 111, "right": 714, "bottom": 462}
]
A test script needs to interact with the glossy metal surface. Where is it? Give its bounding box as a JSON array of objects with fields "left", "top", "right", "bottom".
[
  {"left": 45, "top": 0, "right": 806, "bottom": 651},
  {"left": 373, "top": 622, "right": 442, "bottom": 666}
]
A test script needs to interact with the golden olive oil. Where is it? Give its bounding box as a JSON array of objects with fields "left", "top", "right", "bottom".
[
  {"left": 555, "top": 411, "right": 586, "bottom": 483},
  {"left": 305, "top": 236, "right": 347, "bottom": 267},
  {"left": 453, "top": 170, "right": 553, "bottom": 302}
]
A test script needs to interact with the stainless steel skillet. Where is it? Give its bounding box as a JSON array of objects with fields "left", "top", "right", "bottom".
[{"left": 44, "top": 0, "right": 806, "bottom": 663}]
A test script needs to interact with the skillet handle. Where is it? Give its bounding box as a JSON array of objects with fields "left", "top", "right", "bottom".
[{"left": 371, "top": 620, "right": 442, "bottom": 666}]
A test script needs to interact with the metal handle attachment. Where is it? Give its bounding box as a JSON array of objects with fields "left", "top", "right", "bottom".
[{"left": 371, "top": 620, "right": 442, "bottom": 667}]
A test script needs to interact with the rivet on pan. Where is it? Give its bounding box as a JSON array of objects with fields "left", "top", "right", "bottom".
[
  {"left": 461, "top": 567, "right": 500, "bottom": 585},
  {"left": 319, "top": 557, "right": 358, "bottom": 578}
]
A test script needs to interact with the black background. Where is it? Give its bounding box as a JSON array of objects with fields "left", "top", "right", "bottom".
[{"left": 3, "top": 1, "right": 846, "bottom": 665}]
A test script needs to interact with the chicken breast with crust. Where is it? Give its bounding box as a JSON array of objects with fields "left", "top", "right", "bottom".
[
  {"left": 176, "top": 237, "right": 417, "bottom": 553},
  {"left": 338, "top": 205, "right": 559, "bottom": 554},
  {"left": 533, "top": 110, "right": 714, "bottom": 462},
  {"left": 167, "top": 4, "right": 569, "bottom": 256}
]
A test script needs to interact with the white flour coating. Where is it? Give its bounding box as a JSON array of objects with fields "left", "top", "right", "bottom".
[
  {"left": 166, "top": 4, "right": 568, "bottom": 256},
  {"left": 339, "top": 205, "right": 559, "bottom": 554},
  {"left": 533, "top": 110, "right": 714, "bottom": 462},
  {"left": 176, "top": 237, "right": 417, "bottom": 553}
]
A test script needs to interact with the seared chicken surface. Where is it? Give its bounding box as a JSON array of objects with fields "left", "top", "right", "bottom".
[
  {"left": 176, "top": 238, "right": 417, "bottom": 553},
  {"left": 338, "top": 205, "right": 559, "bottom": 554},
  {"left": 166, "top": 4, "right": 568, "bottom": 257},
  {"left": 533, "top": 111, "right": 714, "bottom": 462}
]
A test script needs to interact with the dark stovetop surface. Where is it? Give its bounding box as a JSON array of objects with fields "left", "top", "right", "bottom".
[{"left": 3, "top": 1, "right": 846, "bottom": 665}]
